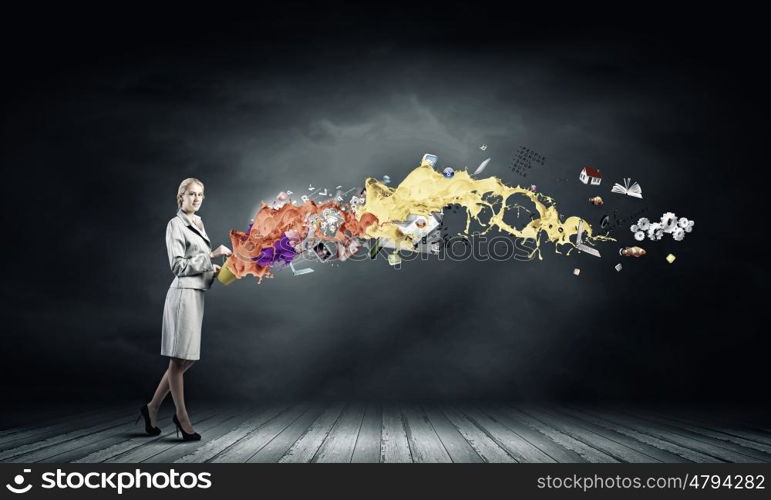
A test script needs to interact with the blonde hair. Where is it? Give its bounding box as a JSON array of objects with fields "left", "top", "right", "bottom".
[{"left": 176, "top": 178, "right": 205, "bottom": 208}]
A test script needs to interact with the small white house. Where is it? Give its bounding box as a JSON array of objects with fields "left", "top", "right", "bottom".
[{"left": 579, "top": 166, "right": 602, "bottom": 185}]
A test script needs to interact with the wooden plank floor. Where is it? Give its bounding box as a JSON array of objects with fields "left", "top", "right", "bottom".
[{"left": 1, "top": 402, "right": 769, "bottom": 463}]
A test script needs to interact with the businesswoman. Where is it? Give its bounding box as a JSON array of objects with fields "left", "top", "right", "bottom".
[{"left": 138, "top": 178, "right": 231, "bottom": 441}]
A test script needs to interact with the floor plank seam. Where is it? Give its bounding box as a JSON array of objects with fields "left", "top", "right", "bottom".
[
  {"left": 421, "top": 404, "right": 456, "bottom": 463},
  {"left": 457, "top": 405, "right": 521, "bottom": 463},
  {"left": 580, "top": 408, "right": 739, "bottom": 463},
  {"left": 205, "top": 405, "right": 290, "bottom": 463},
  {"left": 612, "top": 409, "right": 769, "bottom": 462},
  {"left": 347, "top": 403, "right": 367, "bottom": 464},
  {"left": 542, "top": 406, "right": 665, "bottom": 463},
  {"left": 485, "top": 404, "right": 560, "bottom": 463}
]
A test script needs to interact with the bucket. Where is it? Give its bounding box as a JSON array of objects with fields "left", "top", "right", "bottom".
[{"left": 216, "top": 257, "right": 238, "bottom": 285}]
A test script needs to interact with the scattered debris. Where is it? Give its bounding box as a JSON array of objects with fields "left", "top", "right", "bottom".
[
  {"left": 222, "top": 152, "right": 616, "bottom": 285},
  {"left": 369, "top": 239, "right": 383, "bottom": 259},
  {"left": 510, "top": 146, "right": 546, "bottom": 177},
  {"left": 473, "top": 158, "right": 491, "bottom": 176},
  {"left": 620, "top": 246, "right": 646, "bottom": 258},
  {"left": 579, "top": 166, "right": 602, "bottom": 185},
  {"left": 222, "top": 143, "right": 690, "bottom": 286},
  {"left": 631, "top": 214, "right": 694, "bottom": 242},
  {"left": 392, "top": 213, "right": 442, "bottom": 245},
  {"left": 421, "top": 153, "right": 438, "bottom": 167},
  {"left": 349, "top": 195, "right": 365, "bottom": 212},
  {"left": 313, "top": 241, "right": 335, "bottom": 262},
  {"left": 575, "top": 220, "right": 601, "bottom": 258},
  {"left": 289, "top": 262, "right": 314, "bottom": 276},
  {"left": 338, "top": 239, "right": 361, "bottom": 261},
  {"left": 319, "top": 208, "right": 344, "bottom": 237},
  {"left": 387, "top": 253, "right": 402, "bottom": 266},
  {"left": 271, "top": 192, "right": 290, "bottom": 209},
  {"left": 611, "top": 178, "right": 643, "bottom": 198}
]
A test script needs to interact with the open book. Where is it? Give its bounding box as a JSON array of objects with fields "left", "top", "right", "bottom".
[{"left": 611, "top": 178, "right": 643, "bottom": 199}]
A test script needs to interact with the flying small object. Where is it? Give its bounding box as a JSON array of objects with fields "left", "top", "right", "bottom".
[
  {"left": 387, "top": 253, "right": 402, "bottom": 266},
  {"left": 473, "top": 158, "right": 491, "bottom": 176},
  {"left": 611, "top": 178, "right": 643, "bottom": 199},
  {"left": 574, "top": 220, "right": 601, "bottom": 258},
  {"left": 620, "top": 246, "right": 646, "bottom": 258},
  {"left": 589, "top": 196, "right": 604, "bottom": 206},
  {"left": 421, "top": 153, "right": 438, "bottom": 167},
  {"left": 289, "top": 263, "right": 314, "bottom": 276}
]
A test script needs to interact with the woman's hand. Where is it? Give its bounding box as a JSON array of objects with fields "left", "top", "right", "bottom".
[{"left": 210, "top": 245, "right": 232, "bottom": 259}]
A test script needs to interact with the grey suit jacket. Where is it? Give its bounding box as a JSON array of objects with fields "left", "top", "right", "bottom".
[{"left": 166, "top": 210, "right": 215, "bottom": 290}]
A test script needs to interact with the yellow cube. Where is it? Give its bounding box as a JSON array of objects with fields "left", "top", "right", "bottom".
[
  {"left": 666, "top": 253, "right": 676, "bottom": 264},
  {"left": 388, "top": 253, "right": 402, "bottom": 266}
]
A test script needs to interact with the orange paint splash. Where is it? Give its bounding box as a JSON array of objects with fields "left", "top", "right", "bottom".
[{"left": 228, "top": 201, "right": 376, "bottom": 281}]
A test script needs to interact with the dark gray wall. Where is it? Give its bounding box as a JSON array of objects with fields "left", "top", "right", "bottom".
[{"left": 1, "top": 3, "right": 767, "bottom": 405}]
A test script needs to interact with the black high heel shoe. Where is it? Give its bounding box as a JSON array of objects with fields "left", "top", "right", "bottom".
[
  {"left": 172, "top": 414, "right": 201, "bottom": 441},
  {"left": 136, "top": 405, "right": 161, "bottom": 436}
]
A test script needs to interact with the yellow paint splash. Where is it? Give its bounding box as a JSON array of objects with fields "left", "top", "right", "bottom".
[{"left": 359, "top": 163, "right": 613, "bottom": 260}]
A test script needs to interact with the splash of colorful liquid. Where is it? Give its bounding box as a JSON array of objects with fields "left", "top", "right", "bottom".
[
  {"left": 226, "top": 161, "right": 611, "bottom": 282},
  {"left": 359, "top": 163, "right": 610, "bottom": 258},
  {"left": 227, "top": 200, "right": 376, "bottom": 282}
]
